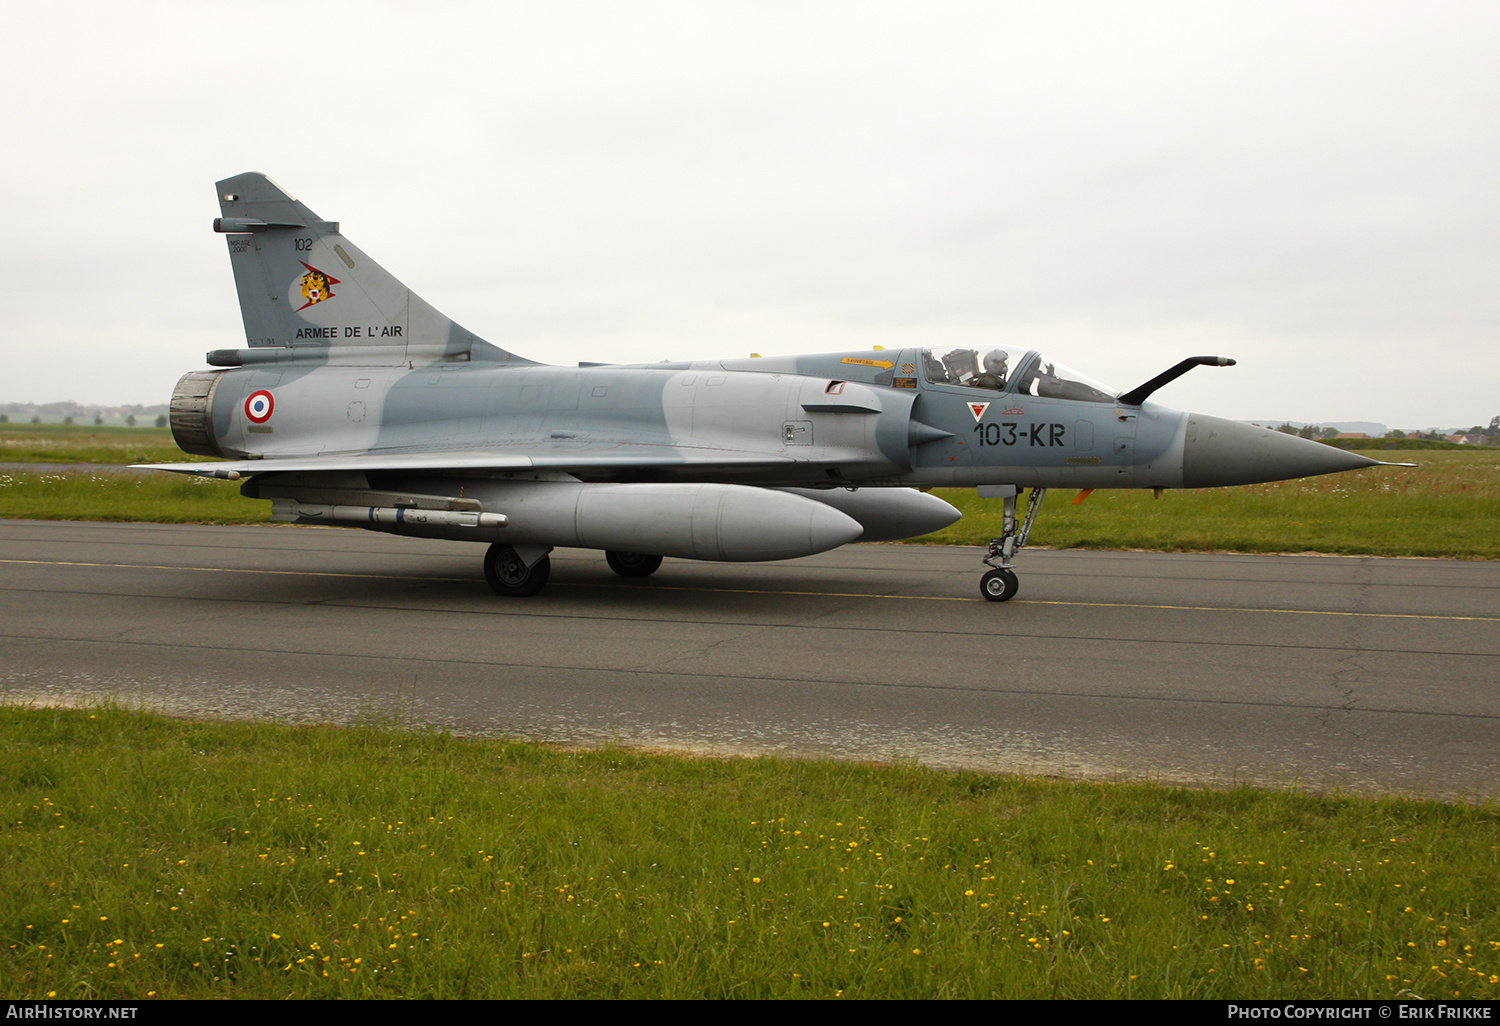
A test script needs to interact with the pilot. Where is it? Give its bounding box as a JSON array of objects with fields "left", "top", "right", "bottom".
[{"left": 972, "top": 350, "right": 1009, "bottom": 390}]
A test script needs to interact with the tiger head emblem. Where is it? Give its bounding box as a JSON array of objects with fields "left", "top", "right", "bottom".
[{"left": 294, "top": 261, "right": 340, "bottom": 311}]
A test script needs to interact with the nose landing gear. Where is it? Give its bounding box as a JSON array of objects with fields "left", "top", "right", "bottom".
[{"left": 979, "top": 486, "right": 1046, "bottom": 602}]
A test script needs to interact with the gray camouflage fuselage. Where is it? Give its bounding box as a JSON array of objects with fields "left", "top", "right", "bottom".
[{"left": 144, "top": 172, "right": 1386, "bottom": 585}]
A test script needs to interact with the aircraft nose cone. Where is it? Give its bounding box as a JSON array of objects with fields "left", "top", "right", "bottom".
[{"left": 1182, "top": 415, "right": 1382, "bottom": 488}]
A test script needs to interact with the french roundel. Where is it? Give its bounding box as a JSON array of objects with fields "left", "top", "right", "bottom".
[{"left": 244, "top": 390, "right": 275, "bottom": 423}]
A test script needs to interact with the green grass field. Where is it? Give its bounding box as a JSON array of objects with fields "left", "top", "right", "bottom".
[
  {"left": 0, "top": 470, "right": 261, "bottom": 524},
  {"left": 2, "top": 706, "right": 1495, "bottom": 1000},
  {"left": 0, "top": 424, "right": 186, "bottom": 466}
]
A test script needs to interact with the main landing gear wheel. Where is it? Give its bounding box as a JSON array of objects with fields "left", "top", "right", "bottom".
[
  {"left": 605, "top": 550, "right": 663, "bottom": 578},
  {"left": 980, "top": 568, "right": 1019, "bottom": 602},
  {"left": 484, "top": 544, "right": 551, "bottom": 597}
]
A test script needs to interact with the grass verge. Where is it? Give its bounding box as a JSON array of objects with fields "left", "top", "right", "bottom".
[
  {"left": 0, "top": 471, "right": 262, "bottom": 524},
  {"left": 0, "top": 425, "right": 187, "bottom": 466},
  {"left": 2, "top": 706, "right": 1496, "bottom": 999}
]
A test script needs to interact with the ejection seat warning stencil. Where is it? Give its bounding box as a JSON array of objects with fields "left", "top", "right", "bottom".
[{"left": 968, "top": 402, "right": 989, "bottom": 422}]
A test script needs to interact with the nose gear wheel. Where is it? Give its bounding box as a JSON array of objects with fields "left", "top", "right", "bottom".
[{"left": 980, "top": 568, "right": 1019, "bottom": 602}]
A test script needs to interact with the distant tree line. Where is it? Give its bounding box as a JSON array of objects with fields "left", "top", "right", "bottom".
[
  {"left": 1281, "top": 416, "right": 1498, "bottom": 446},
  {"left": 1384, "top": 415, "right": 1498, "bottom": 443},
  {"left": 0, "top": 412, "right": 170, "bottom": 428},
  {"left": 1276, "top": 424, "right": 1341, "bottom": 439}
]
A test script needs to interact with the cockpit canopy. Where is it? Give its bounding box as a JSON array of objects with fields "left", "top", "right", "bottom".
[{"left": 920, "top": 346, "right": 1117, "bottom": 404}]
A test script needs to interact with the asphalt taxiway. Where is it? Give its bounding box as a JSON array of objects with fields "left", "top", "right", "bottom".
[{"left": 2, "top": 519, "right": 1497, "bottom": 797}]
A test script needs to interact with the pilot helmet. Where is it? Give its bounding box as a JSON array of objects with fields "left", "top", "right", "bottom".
[{"left": 983, "top": 350, "right": 1009, "bottom": 374}]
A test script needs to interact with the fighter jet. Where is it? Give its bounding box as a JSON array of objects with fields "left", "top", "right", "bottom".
[{"left": 139, "top": 172, "right": 1393, "bottom": 601}]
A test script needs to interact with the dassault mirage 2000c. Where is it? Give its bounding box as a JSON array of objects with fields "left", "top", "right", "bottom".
[{"left": 140, "top": 172, "right": 1394, "bottom": 601}]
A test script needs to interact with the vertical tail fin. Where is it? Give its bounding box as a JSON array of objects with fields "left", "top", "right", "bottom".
[{"left": 213, "top": 172, "right": 529, "bottom": 363}]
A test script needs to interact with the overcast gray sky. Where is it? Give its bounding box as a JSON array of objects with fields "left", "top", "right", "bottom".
[{"left": 3, "top": 1, "right": 1496, "bottom": 428}]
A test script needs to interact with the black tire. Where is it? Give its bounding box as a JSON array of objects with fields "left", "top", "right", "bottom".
[
  {"left": 980, "top": 568, "right": 1019, "bottom": 602},
  {"left": 605, "top": 550, "right": 663, "bottom": 578},
  {"left": 484, "top": 544, "right": 551, "bottom": 597}
]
